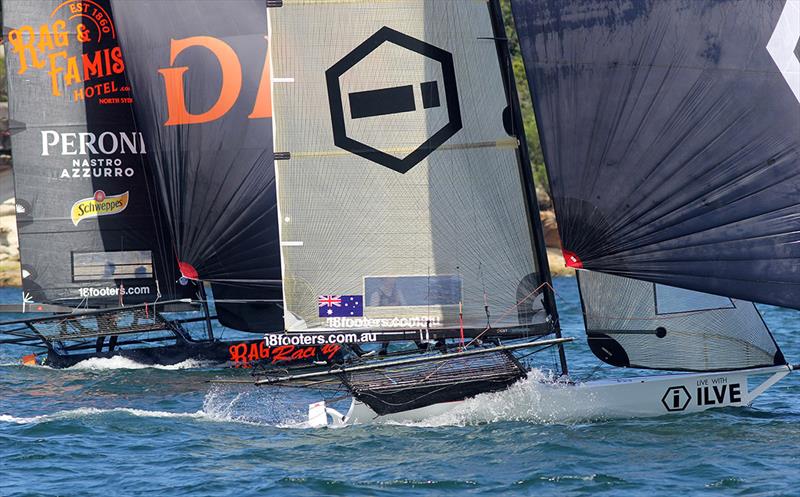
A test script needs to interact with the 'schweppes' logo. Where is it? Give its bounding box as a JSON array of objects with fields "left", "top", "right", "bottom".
[
  {"left": 6, "top": 0, "right": 129, "bottom": 102},
  {"left": 71, "top": 190, "right": 128, "bottom": 225}
]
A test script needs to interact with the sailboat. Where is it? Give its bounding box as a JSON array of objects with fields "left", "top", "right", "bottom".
[
  {"left": 210, "top": 0, "right": 798, "bottom": 426},
  {"left": 99, "top": 0, "right": 565, "bottom": 376},
  {"left": 0, "top": 0, "right": 326, "bottom": 368}
]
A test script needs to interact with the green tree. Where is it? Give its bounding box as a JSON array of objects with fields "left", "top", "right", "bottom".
[{"left": 499, "top": 0, "right": 549, "bottom": 199}]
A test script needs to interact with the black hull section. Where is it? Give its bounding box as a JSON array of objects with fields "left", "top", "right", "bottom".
[
  {"left": 343, "top": 348, "right": 528, "bottom": 416},
  {"left": 43, "top": 338, "right": 321, "bottom": 369},
  {"left": 351, "top": 375, "right": 524, "bottom": 416}
]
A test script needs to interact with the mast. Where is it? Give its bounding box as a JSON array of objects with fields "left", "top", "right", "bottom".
[
  {"left": 487, "top": 0, "right": 567, "bottom": 375},
  {"left": 198, "top": 284, "right": 214, "bottom": 341}
]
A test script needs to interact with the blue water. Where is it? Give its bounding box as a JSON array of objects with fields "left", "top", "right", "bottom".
[{"left": 1, "top": 278, "right": 799, "bottom": 497}]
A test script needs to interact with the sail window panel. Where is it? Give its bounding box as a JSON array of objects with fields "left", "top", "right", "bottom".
[
  {"left": 364, "top": 275, "right": 461, "bottom": 307},
  {"left": 654, "top": 284, "right": 735, "bottom": 314},
  {"left": 72, "top": 251, "right": 154, "bottom": 282}
]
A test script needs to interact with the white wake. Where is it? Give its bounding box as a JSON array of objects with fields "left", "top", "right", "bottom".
[
  {"left": 0, "top": 370, "right": 604, "bottom": 428},
  {"left": 373, "top": 369, "right": 588, "bottom": 427},
  {"left": 68, "top": 356, "right": 213, "bottom": 371},
  {"left": 0, "top": 407, "right": 210, "bottom": 425}
]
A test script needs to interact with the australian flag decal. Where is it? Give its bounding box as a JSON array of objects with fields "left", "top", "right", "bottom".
[{"left": 318, "top": 295, "right": 363, "bottom": 317}]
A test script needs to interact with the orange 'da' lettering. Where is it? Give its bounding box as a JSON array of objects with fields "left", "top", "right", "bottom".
[{"left": 159, "top": 35, "right": 271, "bottom": 125}]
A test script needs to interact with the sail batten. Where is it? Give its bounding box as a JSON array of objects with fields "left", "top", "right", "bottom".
[{"left": 287, "top": 139, "right": 519, "bottom": 157}]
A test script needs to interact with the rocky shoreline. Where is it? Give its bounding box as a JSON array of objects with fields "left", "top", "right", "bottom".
[
  {"left": 542, "top": 214, "right": 573, "bottom": 277},
  {"left": 0, "top": 198, "right": 19, "bottom": 286}
]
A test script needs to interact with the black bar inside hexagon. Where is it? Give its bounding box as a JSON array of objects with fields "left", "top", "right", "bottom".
[
  {"left": 349, "top": 85, "right": 416, "bottom": 119},
  {"left": 420, "top": 81, "right": 440, "bottom": 109}
]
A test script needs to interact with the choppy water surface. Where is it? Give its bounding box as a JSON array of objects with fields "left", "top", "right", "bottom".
[{"left": 1, "top": 279, "right": 799, "bottom": 496}]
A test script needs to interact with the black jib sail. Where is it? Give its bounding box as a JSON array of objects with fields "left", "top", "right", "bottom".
[
  {"left": 269, "top": 0, "right": 557, "bottom": 339},
  {"left": 110, "top": 0, "right": 283, "bottom": 330},
  {"left": 511, "top": 0, "right": 800, "bottom": 309},
  {"left": 2, "top": 0, "right": 189, "bottom": 306}
]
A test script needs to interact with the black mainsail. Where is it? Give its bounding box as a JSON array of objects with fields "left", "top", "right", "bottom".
[
  {"left": 2, "top": 0, "right": 190, "bottom": 307},
  {"left": 511, "top": 0, "right": 800, "bottom": 310},
  {"left": 110, "top": 0, "right": 283, "bottom": 331}
]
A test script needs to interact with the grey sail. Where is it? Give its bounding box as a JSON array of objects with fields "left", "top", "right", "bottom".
[
  {"left": 578, "top": 270, "right": 785, "bottom": 372},
  {"left": 270, "top": 0, "right": 553, "bottom": 334}
]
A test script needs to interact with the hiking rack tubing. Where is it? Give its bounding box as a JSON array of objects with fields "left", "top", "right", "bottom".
[
  {"left": 0, "top": 299, "right": 198, "bottom": 327},
  {"left": 246, "top": 337, "right": 573, "bottom": 386},
  {"left": 0, "top": 336, "right": 48, "bottom": 347}
]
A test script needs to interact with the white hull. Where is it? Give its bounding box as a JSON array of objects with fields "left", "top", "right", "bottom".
[{"left": 309, "top": 365, "right": 792, "bottom": 427}]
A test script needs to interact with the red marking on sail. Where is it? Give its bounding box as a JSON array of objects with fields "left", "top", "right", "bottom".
[
  {"left": 178, "top": 261, "right": 199, "bottom": 280},
  {"left": 562, "top": 249, "right": 583, "bottom": 269}
]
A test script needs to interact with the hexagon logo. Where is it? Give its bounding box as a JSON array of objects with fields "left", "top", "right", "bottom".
[
  {"left": 325, "top": 26, "right": 462, "bottom": 174},
  {"left": 767, "top": 0, "right": 800, "bottom": 104},
  {"left": 661, "top": 385, "right": 691, "bottom": 412}
]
